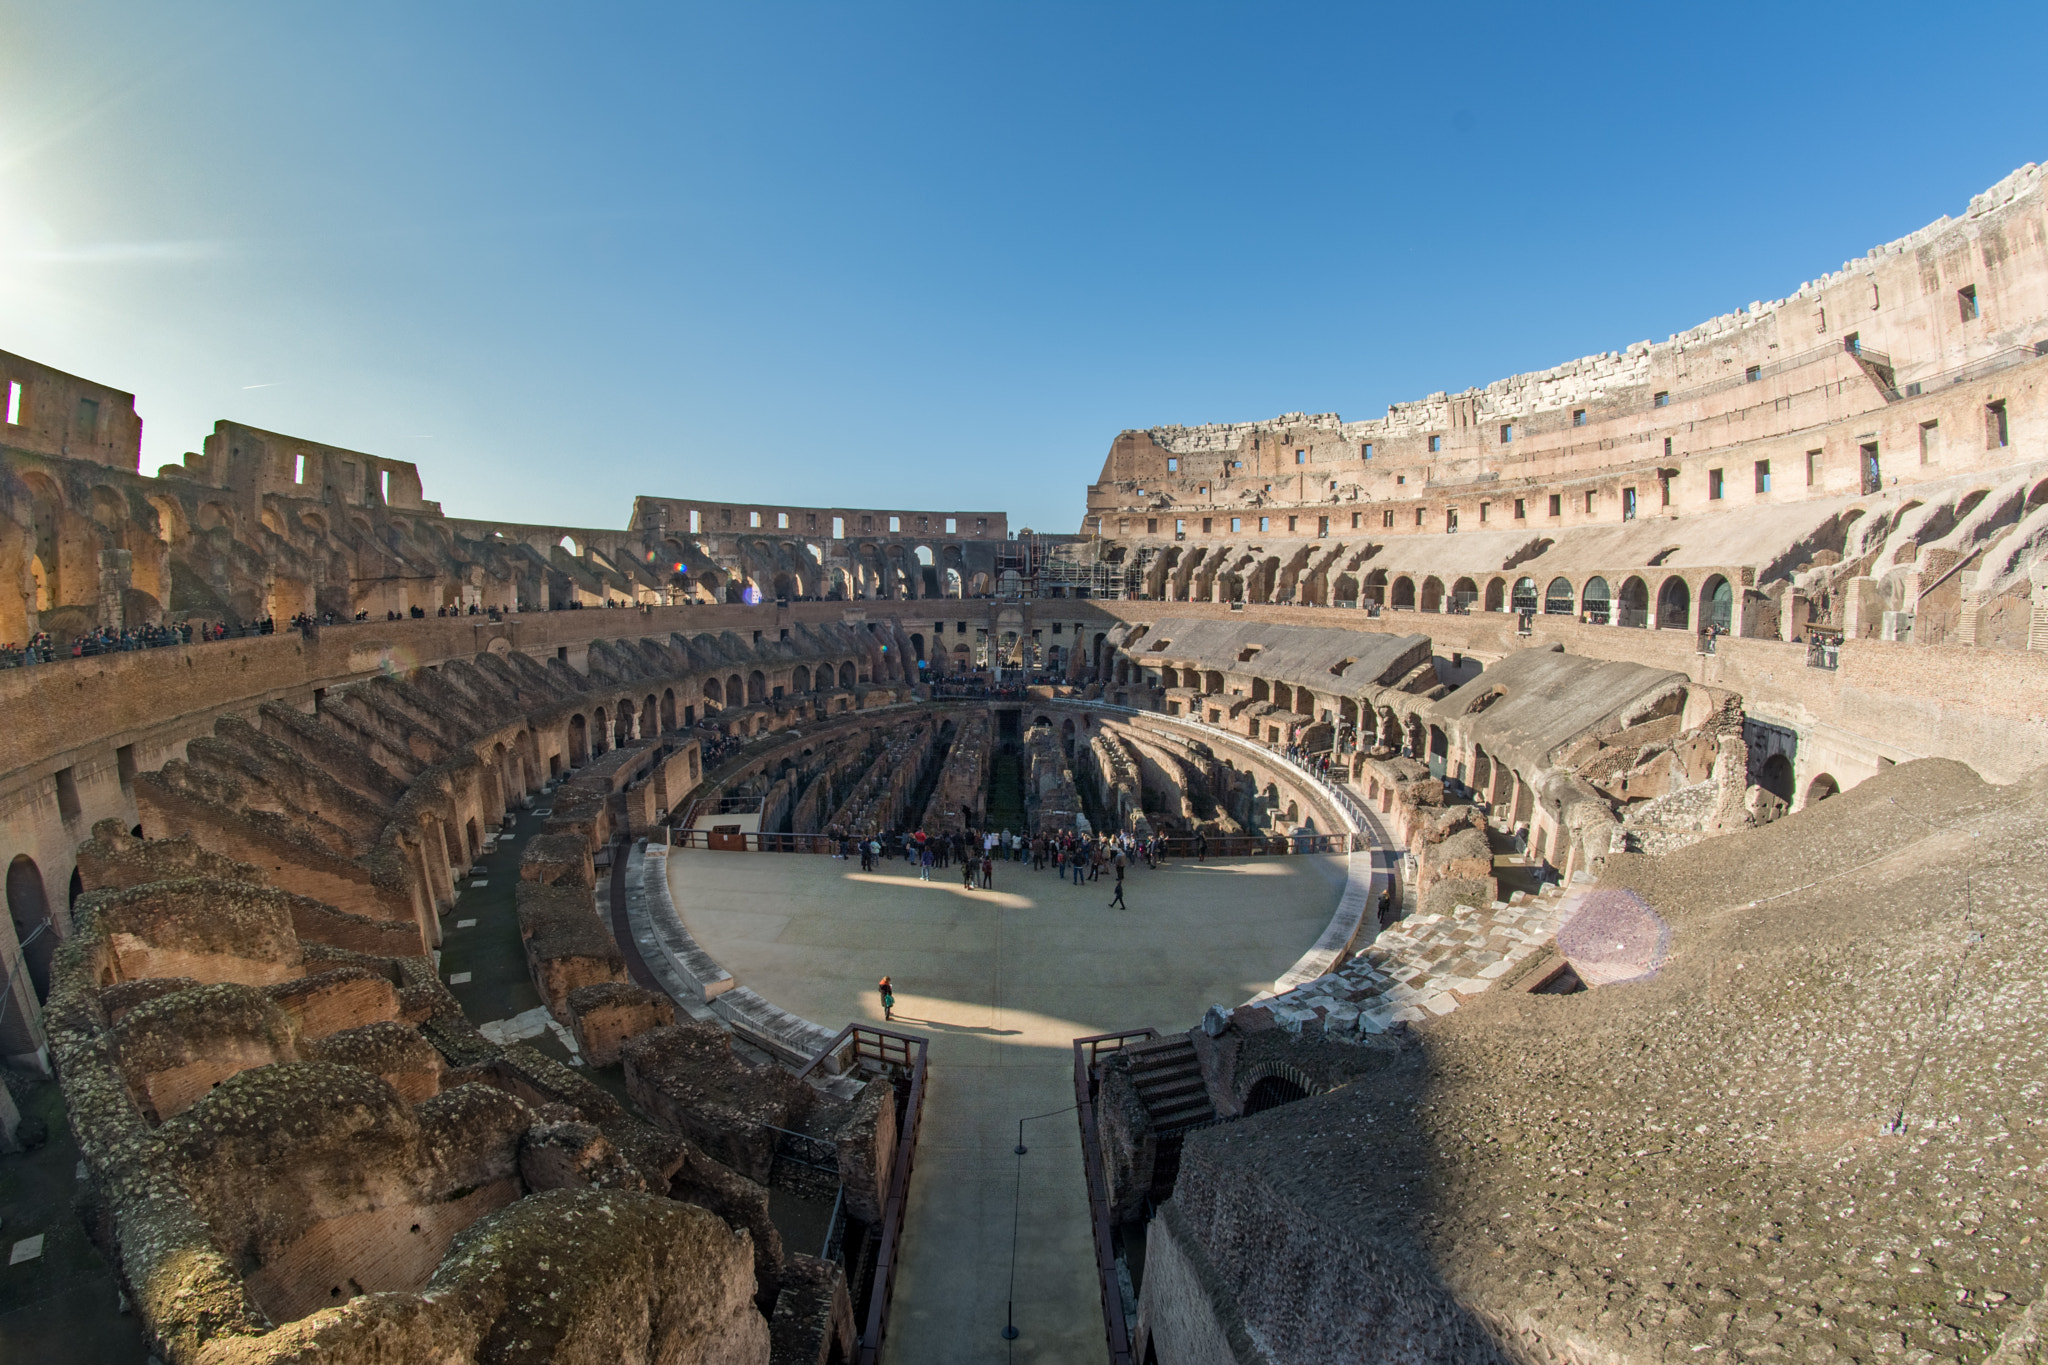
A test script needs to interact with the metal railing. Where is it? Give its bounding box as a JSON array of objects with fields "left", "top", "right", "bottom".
[
  {"left": 1073, "top": 1029, "right": 1159, "bottom": 1365},
  {"left": 1894, "top": 342, "right": 2047, "bottom": 398},
  {"left": 1807, "top": 635, "right": 1842, "bottom": 670}
]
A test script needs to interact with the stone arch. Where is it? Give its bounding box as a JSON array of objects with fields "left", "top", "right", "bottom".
[
  {"left": 1511, "top": 576, "right": 1538, "bottom": 614},
  {"left": 1390, "top": 576, "right": 1416, "bottom": 610},
  {"left": 568, "top": 714, "right": 589, "bottom": 766},
  {"left": 1581, "top": 576, "right": 1612, "bottom": 624},
  {"left": 1657, "top": 575, "right": 1692, "bottom": 630},
  {"left": 728, "top": 674, "right": 744, "bottom": 707},
  {"left": 1618, "top": 575, "right": 1649, "bottom": 626},
  {"left": 1700, "top": 574, "right": 1733, "bottom": 632},
  {"left": 702, "top": 676, "right": 724, "bottom": 707},
  {"left": 1545, "top": 577, "right": 1575, "bottom": 616},
  {"left": 792, "top": 665, "right": 811, "bottom": 693},
  {"left": 7, "top": 855, "right": 55, "bottom": 1004},
  {"left": 1363, "top": 569, "right": 1388, "bottom": 608},
  {"left": 1451, "top": 577, "right": 1479, "bottom": 613},
  {"left": 1804, "top": 773, "right": 1839, "bottom": 806},
  {"left": 661, "top": 688, "right": 677, "bottom": 732},
  {"left": 1484, "top": 576, "right": 1506, "bottom": 612},
  {"left": 1759, "top": 753, "right": 1795, "bottom": 803},
  {"left": 592, "top": 707, "right": 609, "bottom": 756},
  {"left": 1420, "top": 576, "right": 1444, "bottom": 612},
  {"left": 839, "top": 661, "right": 856, "bottom": 688},
  {"left": 746, "top": 670, "right": 766, "bottom": 704}
]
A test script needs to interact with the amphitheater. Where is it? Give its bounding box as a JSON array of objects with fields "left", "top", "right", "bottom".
[{"left": 0, "top": 162, "right": 2044, "bottom": 1365}]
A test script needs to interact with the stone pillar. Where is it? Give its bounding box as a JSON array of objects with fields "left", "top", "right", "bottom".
[
  {"left": 97, "top": 547, "right": 133, "bottom": 631},
  {"left": 1782, "top": 590, "right": 1808, "bottom": 642},
  {"left": 2030, "top": 563, "right": 2048, "bottom": 652},
  {"left": 1956, "top": 572, "right": 1981, "bottom": 648},
  {"left": 1841, "top": 576, "right": 1877, "bottom": 640}
]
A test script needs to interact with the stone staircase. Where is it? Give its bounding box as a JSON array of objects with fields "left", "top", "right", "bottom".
[{"left": 1124, "top": 1035, "right": 1215, "bottom": 1133}]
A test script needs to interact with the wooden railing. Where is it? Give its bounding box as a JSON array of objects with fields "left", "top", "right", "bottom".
[{"left": 798, "top": 1023, "right": 930, "bottom": 1365}]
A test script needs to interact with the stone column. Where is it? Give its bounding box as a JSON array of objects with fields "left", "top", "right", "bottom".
[
  {"left": 2030, "top": 563, "right": 2048, "bottom": 652},
  {"left": 1956, "top": 572, "right": 1981, "bottom": 648}
]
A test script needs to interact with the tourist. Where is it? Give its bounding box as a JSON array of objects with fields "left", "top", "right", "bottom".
[
  {"left": 1196, "top": 830, "right": 1208, "bottom": 862},
  {"left": 961, "top": 854, "right": 976, "bottom": 890},
  {"left": 877, "top": 976, "right": 894, "bottom": 1022},
  {"left": 1108, "top": 859, "right": 1127, "bottom": 909},
  {"left": 980, "top": 851, "right": 994, "bottom": 889},
  {"left": 918, "top": 844, "right": 932, "bottom": 880}
]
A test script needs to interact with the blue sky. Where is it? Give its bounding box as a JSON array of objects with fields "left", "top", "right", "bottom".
[{"left": 2, "top": 2, "right": 2044, "bottom": 534}]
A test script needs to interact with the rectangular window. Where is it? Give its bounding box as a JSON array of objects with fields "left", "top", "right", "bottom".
[
  {"left": 1514, "top": 498, "right": 1526, "bottom": 519},
  {"left": 1382, "top": 509, "right": 1395, "bottom": 528},
  {"left": 776, "top": 512, "right": 789, "bottom": 529},
  {"left": 1230, "top": 517, "right": 1242, "bottom": 533},
  {"left": 1547, "top": 494, "right": 1561, "bottom": 517},
  {"left": 1201, "top": 517, "right": 1212, "bottom": 533},
  {"left": 380, "top": 469, "right": 391, "bottom": 502},
  {"left": 888, "top": 515, "right": 901, "bottom": 532},
  {"left": 1622, "top": 487, "right": 1636, "bottom": 520},
  {"left": 1745, "top": 364, "right": 1762, "bottom": 382},
  {"left": 293, "top": 453, "right": 306, "bottom": 483},
  {"left": 690, "top": 509, "right": 702, "bottom": 533},
  {"left": 1119, "top": 518, "right": 1130, "bottom": 534},
  {"left": 1395, "top": 474, "right": 1405, "bottom": 485},
  {"left": 1317, "top": 516, "right": 1329, "bottom": 537},
  {"left": 3, "top": 379, "right": 18, "bottom": 425},
  {"left": 1959, "top": 285, "right": 1979, "bottom": 321},
  {"left": 1754, "top": 459, "right": 1771, "bottom": 493},
  {"left": 1584, "top": 490, "right": 1595, "bottom": 513},
  {"left": 1361, "top": 442, "right": 1374, "bottom": 459},
  {"left": 1572, "top": 409, "right": 1586, "bottom": 427},
  {"left": 1147, "top": 518, "right": 1158, "bottom": 534},
  {"left": 116, "top": 744, "right": 137, "bottom": 791},
  {"left": 1295, "top": 449, "right": 1306, "bottom": 464},
  {"left": 945, "top": 516, "right": 958, "bottom": 534},
  {"left": 1445, "top": 508, "right": 1458, "bottom": 532},
  {"left": 1709, "top": 468, "right": 1725, "bottom": 500},
  {"left": 831, "top": 515, "right": 844, "bottom": 538},
  {"left": 75, "top": 396, "right": 99, "bottom": 438},
  {"left": 1654, "top": 391, "right": 1669, "bottom": 407},
  {"left": 749, "top": 510, "right": 762, "bottom": 527},
  {"left": 1286, "top": 515, "right": 1297, "bottom": 532},
  {"left": 918, "top": 515, "right": 929, "bottom": 531},
  {"left": 724, "top": 508, "right": 735, "bottom": 526},
  {"left": 1663, "top": 436, "right": 1673, "bottom": 458},
  {"left": 1350, "top": 512, "right": 1360, "bottom": 528},
  {"left": 1479, "top": 502, "right": 1489, "bottom": 522},
  {"left": 1988, "top": 400, "right": 2009, "bottom": 449},
  {"left": 1176, "top": 518, "right": 1186, "bottom": 536},
  {"left": 1258, "top": 516, "right": 1269, "bottom": 532},
  {"left": 1918, "top": 421, "right": 1939, "bottom": 465},
  {"left": 1500, "top": 423, "right": 1514, "bottom": 443},
  {"left": 977, "top": 517, "right": 987, "bottom": 532},
  {"left": 1414, "top": 508, "right": 1424, "bottom": 526},
  {"left": 1806, "top": 450, "right": 1822, "bottom": 486},
  {"left": 1198, "top": 485, "right": 1208, "bottom": 496},
  {"left": 1167, "top": 457, "right": 1179, "bottom": 472},
  {"left": 1661, "top": 475, "right": 1672, "bottom": 507},
  {"left": 807, "top": 512, "right": 818, "bottom": 530},
  {"left": 55, "top": 765, "right": 80, "bottom": 822},
  {"left": 1427, "top": 435, "right": 1442, "bottom": 452}
]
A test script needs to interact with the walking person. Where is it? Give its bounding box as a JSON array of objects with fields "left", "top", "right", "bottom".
[
  {"left": 962, "top": 854, "right": 977, "bottom": 890},
  {"left": 981, "top": 851, "right": 995, "bottom": 889},
  {"left": 1108, "top": 859, "right": 1127, "bottom": 909},
  {"left": 878, "top": 976, "right": 895, "bottom": 1022},
  {"left": 918, "top": 844, "right": 933, "bottom": 880}
]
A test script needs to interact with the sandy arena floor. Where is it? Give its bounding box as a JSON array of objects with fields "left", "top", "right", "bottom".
[{"left": 667, "top": 846, "right": 1348, "bottom": 1365}]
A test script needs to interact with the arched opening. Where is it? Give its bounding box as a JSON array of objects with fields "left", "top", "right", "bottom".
[
  {"left": 1617, "top": 576, "right": 1649, "bottom": 627},
  {"left": 1545, "top": 577, "right": 1575, "bottom": 616},
  {"left": 1243, "top": 1074, "right": 1309, "bottom": 1116},
  {"left": 568, "top": 714, "right": 589, "bottom": 766},
  {"left": 1510, "top": 577, "right": 1538, "bottom": 614},
  {"left": 7, "top": 855, "right": 55, "bottom": 1003},
  {"left": 1484, "top": 576, "right": 1506, "bottom": 612},
  {"left": 592, "top": 707, "right": 609, "bottom": 756},
  {"left": 1204, "top": 670, "right": 1223, "bottom": 693},
  {"left": 1363, "top": 569, "right": 1388, "bottom": 608},
  {"left": 614, "top": 701, "right": 634, "bottom": 747},
  {"left": 728, "top": 674, "right": 744, "bottom": 707},
  {"left": 1804, "top": 773, "right": 1839, "bottom": 806},
  {"left": 747, "top": 670, "right": 766, "bottom": 704},
  {"left": 1450, "top": 577, "right": 1479, "bottom": 613},
  {"left": 702, "top": 676, "right": 723, "bottom": 708},
  {"left": 465, "top": 819, "right": 480, "bottom": 861},
  {"left": 1581, "top": 576, "right": 1612, "bottom": 625},
  {"left": 792, "top": 665, "right": 811, "bottom": 692},
  {"left": 661, "top": 688, "right": 677, "bottom": 732},
  {"left": 1390, "top": 576, "right": 1416, "bottom": 610},
  {"left": 1420, "top": 576, "right": 1444, "bottom": 612},
  {"left": 839, "top": 661, "right": 856, "bottom": 688},
  {"left": 1759, "top": 753, "right": 1794, "bottom": 803},
  {"left": 1657, "top": 576, "right": 1692, "bottom": 630},
  {"left": 1701, "top": 575, "right": 1734, "bottom": 632}
]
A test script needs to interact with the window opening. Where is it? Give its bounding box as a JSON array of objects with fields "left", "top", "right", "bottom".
[
  {"left": 1708, "top": 468, "right": 1724, "bottom": 500},
  {"left": 1959, "top": 285, "right": 1978, "bottom": 321},
  {"left": 1987, "top": 401, "right": 2009, "bottom": 449},
  {"left": 1653, "top": 391, "right": 1669, "bottom": 407},
  {"left": 1547, "top": 494, "right": 1561, "bottom": 517},
  {"left": 1572, "top": 409, "right": 1586, "bottom": 426},
  {"left": 1918, "top": 421, "right": 1939, "bottom": 465},
  {"left": 3, "top": 380, "right": 18, "bottom": 425},
  {"left": 1806, "top": 449, "right": 1822, "bottom": 486},
  {"left": 1427, "top": 435, "right": 1442, "bottom": 452},
  {"left": 1754, "top": 460, "right": 1771, "bottom": 493},
  {"left": 293, "top": 453, "right": 306, "bottom": 483}
]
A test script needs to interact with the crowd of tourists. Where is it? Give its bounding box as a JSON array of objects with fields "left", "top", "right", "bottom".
[{"left": 830, "top": 824, "right": 1174, "bottom": 904}]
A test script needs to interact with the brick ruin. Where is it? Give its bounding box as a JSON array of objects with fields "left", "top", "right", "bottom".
[{"left": 0, "top": 161, "right": 2045, "bottom": 1365}]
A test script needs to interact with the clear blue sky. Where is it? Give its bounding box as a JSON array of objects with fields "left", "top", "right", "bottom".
[{"left": 3, "top": 2, "right": 2043, "bottom": 534}]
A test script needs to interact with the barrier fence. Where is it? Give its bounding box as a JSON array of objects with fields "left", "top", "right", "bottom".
[{"left": 1072, "top": 1029, "right": 1158, "bottom": 1365}]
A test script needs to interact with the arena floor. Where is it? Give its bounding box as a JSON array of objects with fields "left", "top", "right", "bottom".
[{"left": 666, "top": 846, "right": 1350, "bottom": 1365}]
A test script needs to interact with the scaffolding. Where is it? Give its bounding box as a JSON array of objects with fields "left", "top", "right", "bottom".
[{"left": 1035, "top": 538, "right": 1141, "bottom": 599}]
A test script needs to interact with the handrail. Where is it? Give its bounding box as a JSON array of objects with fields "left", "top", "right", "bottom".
[{"left": 1072, "top": 1029, "right": 1157, "bottom": 1365}]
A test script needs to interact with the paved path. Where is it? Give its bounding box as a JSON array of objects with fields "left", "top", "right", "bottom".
[{"left": 667, "top": 847, "right": 1348, "bottom": 1365}]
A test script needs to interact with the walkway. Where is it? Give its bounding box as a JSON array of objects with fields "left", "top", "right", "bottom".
[{"left": 665, "top": 846, "right": 1349, "bottom": 1364}]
